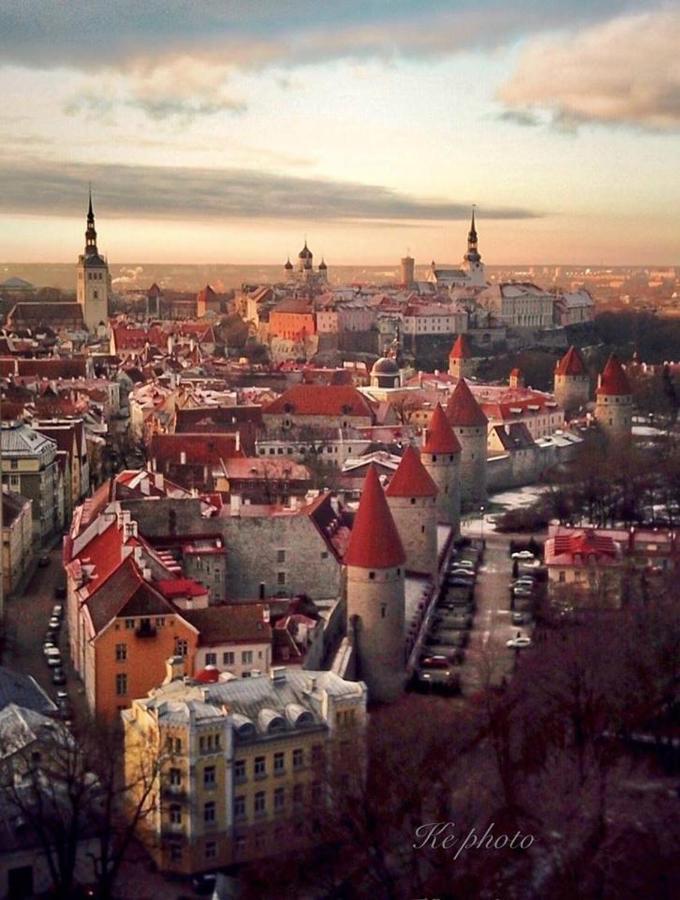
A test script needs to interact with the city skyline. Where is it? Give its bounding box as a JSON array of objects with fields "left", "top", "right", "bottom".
[{"left": 1, "top": 1, "right": 679, "bottom": 265}]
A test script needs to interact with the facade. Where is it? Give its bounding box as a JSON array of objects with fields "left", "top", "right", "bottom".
[
  {"left": 76, "top": 192, "right": 110, "bottom": 332},
  {"left": 594, "top": 354, "right": 633, "bottom": 441},
  {"left": 420, "top": 403, "right": 462, "bottom": 532},
  {"left": 1, "top": 489, "right": 34, "bottom": 599},
  {"left": 123, "top": 664, "right": 366, "bottom": 873},
  {"left": 0, "top": 421, "right": 58, "bottom": 543},
  {"left": 445, "top": 379, "right": 488, "bottom": 509},
  {"left": 344, "top": 466, "right": 406, "bottom": 704},
  {"left": 477, "top": 282, "right": 554, "bottom": 329}
]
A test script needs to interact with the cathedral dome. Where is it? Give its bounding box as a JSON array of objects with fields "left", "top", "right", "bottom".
[
  {"left": 298, "top": 241, "right": 313, "bottom": 259},
  {"left": 371, "top": 356, "right": 399, "bottom": 376}
]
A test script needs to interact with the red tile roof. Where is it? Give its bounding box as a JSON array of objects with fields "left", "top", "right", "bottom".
[
  {"left": 449, "top": 334, "right": 471, "bottom": 359},
  {"left": 264, "top": 384, "right": 375, "bottom": 420},
  {"left": 344, "top": 465, "right": 405, "bottom": 569},
  {"left": 555, "top": 345, "right": 586, "bottom": 376},
  {"left": 156, "top": 578, "right": 208, "bottom": 599},
  {"left": 149, "top": 433, "right": 244, "bottom": 467},
  {"left": 597, "top": 354, "right": 631, "bottom": 396},
  {"left": 16, "top": 357, "right": 89, "bottom": 379},
  {"left": 385, "top": 445, "right": 437, "bottom": 498},
  {"left": 183, "top": 603, "right": 272, "bottom": 645},
  {"left": 446, "top": 379, "right": 488, "bottom": 427},
  {"left": 422, "top": 404, "right": 461, "bottom": 454}
]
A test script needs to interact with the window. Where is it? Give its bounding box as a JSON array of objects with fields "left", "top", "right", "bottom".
[
  {"left": 274, "top": 752, "right": 284, "bottom": 774},
  {"left": 277, "top": 571, "right": 286, "bottom": 586},
  {"left": 292, "top": 748, "right": 304, "bottom": 770},
  {"left": 559, "top": 571, "right": 566, "bottom": 583},
  {"left": 234, "top": 759, "right": 246, "bottom": 782},
  {"left": 292, "top": 783, "right": 304, "bottom": 806},
  {"left": 169, "top": 804, "right": 182, "bottom": 825},
  {"left": 175, "top": 638, "right": 188, "bottom": 657},
  {"left": 169, "top": 768, "right": 181, "bottom": 786},
  {"left": 381, "top": 604, "right": 387, "bottom": 619},
  {"left": 205, "top": 652, "right": 217, "bottom": 666},
  {"left": 156, "top": 617, "right": 165, "bottom": 627},
  {"left": 321, "top": 551, "right": 329, "bottom": 559},
  {"left": 115, "top": 673, "right": 127, "bottom": 696},
  {"left": 274, "top": 787, "right": 285, "bottom": 811},
  {"left": 174, "top": 738, "right": 182, "bottom": 754},
  {"left": 205, "top": 841, "right": 217, "bottom": 860},
  {"left": 368, "top": 571, "right": 375, "bottom": 580},
  {"left": 242, "top": 650, "right": 253, "bottom": 665},
  {"left": 223, "top": 651, "right": 235, "bottom": 666},
  {"left": 276, "top": 549, "right": 286, "bottom": 563},
  {"left": 234, "top": 795, "right": 246, "bottom": 819},
  {"left": 124, "top": 618, "right": 135, "bottom": 629},
  {"left": 204, "top": 801, "right": 216, "bottom": 824},
  {"left": 254, "top": 756, "right": 266, "bottom": 778},
  {"left": 203, "top": 766, "right": 216, "bottom": 788},
  {"left": 115, "top": 643, "right": 127, "bottom": 661},
  {"left": 254, "top": 791, "right": 266, "bottom": 816}
]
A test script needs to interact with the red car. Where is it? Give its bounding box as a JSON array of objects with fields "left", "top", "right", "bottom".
[{"left": 420, "top": 654, "right": 456, "bottom": 670}]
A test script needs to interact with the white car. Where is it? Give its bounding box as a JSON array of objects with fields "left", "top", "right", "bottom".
[
  {"left": 512, "top": 550, "right": 535, "bottom": 560},
  {"left": 506, "top": 636, "right": 532, "bottom": 649}
]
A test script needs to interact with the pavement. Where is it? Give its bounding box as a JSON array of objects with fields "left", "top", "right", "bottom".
[{"left": 457, "top": 516, "right": 534, "bottom": 694}]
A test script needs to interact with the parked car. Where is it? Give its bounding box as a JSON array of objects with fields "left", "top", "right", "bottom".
[
  {"left": 51, "top": 668, "right": 67, "bottom": 686},
  {"left": 434, "top": 613, "right": 473, "bottom": 630},
  {"left": 429, "top": 628, "right": 469, "bottom": 648},
  {"left": 38, "top": 554, "right": 51, "bottom": 568},
  {"left": 511, "top": 550, "right": 535, "bottom": 560},
  {"left": 422, "top": 648, "right": 465, "bottom": 666},
  {"left": 56, "top": 690, "right": 69, "bottom": 703},
  {"left": 52, "top": 604, "right": 64, "bottom": 618},
  {"left": 513, "top": 595, "right": 534, "bottom": 612},
  {"left": 512, "top": 576, "right": 535, "bottom": 588},
  {"left": 45, "top": 629, "right": 58, "bottom": 644},
  {"left": 54, "top": 585, "right": 67, "bottom": 600},
  {"left": 46, "top": 651, "right": 62, "bottom": 668},
  {"left": 56, "top": 700, "right": 73, "bottom": 720},
  {"left": 416, "top": 668, "right": 460, "bottom": 692},
  {"left": 43, "top": 641, "right": 57, "bottom": 655},
  {"left": 451, "top": 558, "right": 475, "bottom": 570},
  {"left": 48, "top": 617, "right": 61, "bottom": 631},
  {"left": 512, "top": 587, "right": 534, "bottom": 599},
  {"left": 512, "top": 611, "right": 531, "bottom": 625},
  {"left": 507, "top": 636, "right": 532, "bottom": 649},
  {"left": 449, "top": 567, "right": 475, "bottom": 579}
]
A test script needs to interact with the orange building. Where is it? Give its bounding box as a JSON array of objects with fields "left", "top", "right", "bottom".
[{"left": 269, "top": 299, "right": 316, "bottom": 341}]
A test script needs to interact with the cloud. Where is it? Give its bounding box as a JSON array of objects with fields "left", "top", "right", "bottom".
[
  {"left": 0, "top": 159, "right": 541, "bottom": 224},
  {"left": 0, "top": 1, "right": 639, "bottom": 72},
  {"left": 499, "top": 7, "right": 680, "bottom": 132}
]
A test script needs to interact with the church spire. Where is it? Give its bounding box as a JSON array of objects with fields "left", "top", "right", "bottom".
[
  {"left": 464, "top": 204, "right": 480, "bottom": 263},
  {"left": 85, "top": 187, "right": 98, "bottom": 256}
]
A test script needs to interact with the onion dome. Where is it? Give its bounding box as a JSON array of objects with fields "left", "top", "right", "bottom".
[
  {"left": 385, "top": 445, "right": 437, "bottom": 498},
  {"left": 344, "top": 465, "right": 405, "bottom": 569},
  {"left": 555, "top": 345, "right": 586, "bottom": 376},
  {"left": 422, "top": 403, "right": 461, "bottom": 454},
  {"left": 445, "top": 378, "right": 488, "bottom": 427},
  {"left": 298, "top": 241, "right": 313, "bottom": 259},
  {"left": 284, "top": 257, "right": 293, "bottom": 270},
  {"left": 318, "top": 258, "right": 327, "bottom": 270},
  {"left": 597, "top": 354, "right": 631, "bottom": 396}
]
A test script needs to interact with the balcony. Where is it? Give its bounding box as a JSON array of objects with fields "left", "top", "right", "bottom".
[
  {"left": 135, "top": 621, "right": 157, "bottom": 639},
  {"left": 161, "top": 785, "right": 188, "bottom": 803}
]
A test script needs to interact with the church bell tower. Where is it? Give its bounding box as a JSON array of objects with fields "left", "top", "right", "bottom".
[{"left": 76, "top": 189, "right": 110, "bottom": 332}]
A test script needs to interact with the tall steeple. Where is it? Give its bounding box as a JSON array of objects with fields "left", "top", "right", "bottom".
[
  {"left": 85, "top": 186, "right": 98, "bottom": 257},
  {"left": 465, "top": 205, "right": 480, "bottom": 264}
]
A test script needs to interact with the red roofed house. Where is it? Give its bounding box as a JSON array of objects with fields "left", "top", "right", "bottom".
[
  {"left": 420, "top": 403, "right": 462, "bottom": 532},
  {"left": 554, "top": 345, "right": 590, "bottom": 415},
  {"left": 545, "top": 525, "right": 624, "bottom": 607},
  {"left": 182, "top": 603, "right": 272, "bottom": 677},
  {"left": 385, "top": 446, "right": 438, "bottom": 574},
  {"left": 448, "top": 334, "right": 474, "bottom": 380},
  {"left": 345, "top": 465, "right": 406, "bottom": 703},
  {"left": 445, "top": 378, "right": 488, "bottom": 508},
  {"left": 148, "top": 433, "right": 245, "bottom": 491},
  {"left": 263, "top": 384, "right": 377, "bottom": 432},
  {"left": 595, "top": 354, "right": 633, "bottom": 440}
]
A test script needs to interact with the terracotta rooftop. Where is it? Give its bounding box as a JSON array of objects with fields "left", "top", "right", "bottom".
[
  {"left": 344, "top": 465, "right": 405, "bottom": 569},
  {"left": 555, "top": 345, "right": 587, "bottom": 376},
  {"left": 184, "top": 603, "right": 272, "bottom": 646},
  {"left": 385, "top": 445, "right": 437, "bottom": 498},
  {"left": 264, "top": 384, "right": 375, "bottom": 420},
  {"left": 445, "top": 378, "right": 488, "bottom": 427},
  {"left": 597, "top": 354, "right": 632, "bottom": 396},
  {"left": 422, "top": 403, "right": 462, "bottom": 454}
]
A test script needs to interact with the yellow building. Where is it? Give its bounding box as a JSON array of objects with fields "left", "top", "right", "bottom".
[
  {"left": 1, "top": 488, "right": 34, "bottom": 601},
  {"left": 123, "top": 659, "right": 367, "bottom": 875}
]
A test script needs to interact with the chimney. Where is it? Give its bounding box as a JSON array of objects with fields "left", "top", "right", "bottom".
[
  {"left": 270, "top": 666, "right": 287, "bottom": 684},
  {"left": 163, "top": 656, "right": 185, "bottom": 684}
]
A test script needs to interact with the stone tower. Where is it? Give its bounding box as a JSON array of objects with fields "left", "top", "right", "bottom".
[
  {"left": 445, "top": 378, "right": 488, "bottom": 510},
  {"left": 400, "top": 254, "right": 415, "bottom": 289},
  {"left": 420, "top": 403, "right": 462, "bottom": 533},
  {"left": 76, "top": 189, "right": 110, "bottom": 332},
  {"left": 345, "top": 465, "right": 406, "bottom": 704},
  {"left": 594, "top": 354, "right": 632, "bottom": 441},
  {"left": 448, "top": 334, "right": 474, "bottom": 380},
  {"left": 385, "top": 445, "right": 438, "bottom": 575},
  {"left": 554, "top": 345, "right": 590, "bottom": 416}
]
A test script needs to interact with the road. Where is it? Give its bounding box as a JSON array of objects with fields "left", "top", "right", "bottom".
[{"left": 458, "top": 516, "right": 530, "bottom": 694}]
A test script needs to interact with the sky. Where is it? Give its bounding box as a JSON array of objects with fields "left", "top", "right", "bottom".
[{"left": 0, "top": 0, "right": 678, "bottom": 266}]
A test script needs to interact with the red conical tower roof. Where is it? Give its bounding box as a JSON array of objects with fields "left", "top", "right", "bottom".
[
  {"left": 344, "top": 465, "right": 406, "bottom": 569},
  {"left": 385, "top": 445, "right": 438, "bottom": 498},
  {"left": 445, "top": 378, "right": 488, "bottom": 427},
  {"left": 555, "top": 345, "right": 586, "bottom": 376},
  {"left": 449, "top": 334, "right": 471, "bottom": 359},
  {"left": 597, "top": 354, "right": 631, "bottom": 396},
  {"left": 422, "top": 403, "right": 461, "bottom": 454}
]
